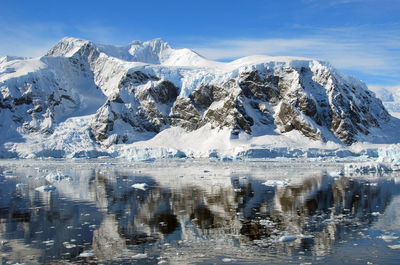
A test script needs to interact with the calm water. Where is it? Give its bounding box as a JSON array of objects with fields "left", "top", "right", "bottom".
[{"left": 0, "top": 159, "right": 400, "bottom": 264}]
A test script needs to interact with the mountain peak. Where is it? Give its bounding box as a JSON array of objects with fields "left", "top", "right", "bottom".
[
  {"left": 126, "top": 38, "right": 172, "bottom": 64},
  {"left": 46, "top": 37, "right": 92, "bottom": 57},
  {"left": 43, "top": 37, "right": 214, "bottom": 67}
]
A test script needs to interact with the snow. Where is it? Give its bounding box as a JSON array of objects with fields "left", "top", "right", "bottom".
[
  {"left": 1, "top": 36, "right": 400, "bottom": 162},
  {"left": 369, "top": 85, "right": 400, "bottom": 119},
  {"left": 0, "top": 57, "right": 46, "bottom": 81}
]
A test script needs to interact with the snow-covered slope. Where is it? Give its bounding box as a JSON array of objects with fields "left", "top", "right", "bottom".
[
  {"left": 369, "top": 86, "right": 400, "bottom": 119},
  {"left": 0, "top": 37, "right": 399, "bottom": 159}
]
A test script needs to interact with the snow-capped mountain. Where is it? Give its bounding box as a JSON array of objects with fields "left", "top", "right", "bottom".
[
  {"left": 0, "top": 37, "right": 398, "bottom": 159},
  {"left": 369, "top": 86, "right": 400, "bottom": 119}
]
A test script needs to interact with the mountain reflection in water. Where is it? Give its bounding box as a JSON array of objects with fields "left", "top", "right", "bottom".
[{"left": 0, "top": 160, "right": 399, "bottom": 264}]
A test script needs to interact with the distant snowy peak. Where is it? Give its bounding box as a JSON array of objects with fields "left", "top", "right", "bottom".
[
  {"left": 370, "top": 86, "right": 400, "bottom": 119},
  {"left": 46, "top": 37, "right": 91, "bottom": 57},
  {"left": 127, "top": 38, "right": 172, "bottom": 64},
  {"left": 0, "top": 55, "right": 28, "bottom": 64},
  {"left": 102, "top": 38, "right": 216, "bottom": 67},
  {"left": 95, "top": 38, "right": 173, "bottom": 64},
  {"left": 45, "top": 37, "right": 214, "bottom": 67}
]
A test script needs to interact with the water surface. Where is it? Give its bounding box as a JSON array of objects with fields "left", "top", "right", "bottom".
[{"left": 0, "top": 159, "right": 400, "bottom": 264}]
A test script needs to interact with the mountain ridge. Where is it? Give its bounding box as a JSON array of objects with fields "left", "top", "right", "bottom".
[{"left": 0, "top": 37, "right": 398, "bottom": 159}]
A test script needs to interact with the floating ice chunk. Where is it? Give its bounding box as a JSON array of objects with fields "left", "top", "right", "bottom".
[
  {"left": 63, "top": 242, "right": 77, "bottom": 249},
  {"left": 298, "top": 234, "right": 314, "bottom": 239},
  {"left": 43, "top": 240, "right": 54, "bottom": 246},
  {"left": 328, "top": 170, "right": 344, "bottom": 177},
  {"left": 388, "top": 244, "right": 400, "bottom": 250},
  {"left": 16, "top": 183, "right": 28, "bottom": 188},
  {"left": 262, "top": 180, "right": 289, "bottom": 187},
  {"left": 46, "top": 172, "right": 70, "bottom": 182},
  {"left": 35, "top": 185, "right": 56, "bottom": 192},
  {"left": 132, "top": 253, "right": 147, "bottom": 259},
  {"left": 279, "top": 235, "right": 297, "bottom": 242},
  {"left": 132, "top": 183, "right": 148, "bottom": 191},
  {"left": 219, "top": 156, "right": 233, "bottom": 162},
  {"left": 79, "top": 251, "right": 95, "bottom": 257},
  {"left": 379, "top": 235, "right": 399, "bottom": 242}
]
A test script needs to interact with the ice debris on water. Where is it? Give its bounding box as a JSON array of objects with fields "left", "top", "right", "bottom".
[
  {"left": 379, "top": 235, "right": 399, "bottom": 242},
  {"left": 35, "top": 185, "right": 56, "bottom": 192},
  {"left": 388, "top": 244, "right": 400, "bottom": 250},
  {"left": 132, "top": 253, "right": 147, "bottom": 259},
  {"left": 45, "top": 172, "right": 71, "bottom": 182},
  {"left": 298, "top": 234, "right": 314, "bottom": 239},
  {"left": 262, "top": 180, "right": 289, "bottom": 187},
  {"left": 132, "top": 183, "right": 148, "bottom": 191},
  {"left": 279, "top": 235, "right": 297, "bottom": 242},
  {"left": 16, "top": 183, "right": 28, "bottom": 188},
  {"left": 79, "top": 251, "right": 95, "bottom": 257},
  {"left": 328, "top": 170, "right": 344, "bottom": 177},
  {"left": 63, "top": 242, "right": 77, "bottom": 249},
  {"left": 43, "top": 240, "right": 54, "bottom": 246}
]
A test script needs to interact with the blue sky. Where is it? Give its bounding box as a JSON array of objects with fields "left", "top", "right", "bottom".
[{"left": 1, "top": 0, "right": 399, "bottom": 87}]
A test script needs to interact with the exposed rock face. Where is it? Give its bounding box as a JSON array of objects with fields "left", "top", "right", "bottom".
[
  {"left": 0, "top": 71, "right": 79, "bottom": 135},
  {"left": 0, "top": 37, "right": 392, "bottom": 149},
  {"left": 90, "top": 64, "right": 389, "bottom": 145}
]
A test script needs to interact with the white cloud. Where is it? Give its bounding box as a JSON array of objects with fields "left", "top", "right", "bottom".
[
  {"left": 0, "top": 22, "right": 65, "bottom": 57},
  {"left": 0, "top": 21, "right": 127, "bottom": 57},
  {"left": 189, "top": 26, "right": 400, "bottom": 85}
]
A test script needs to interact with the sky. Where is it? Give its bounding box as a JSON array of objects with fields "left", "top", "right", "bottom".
[{"left": 1, "top": 0, "right": 399, "bottom": 88}]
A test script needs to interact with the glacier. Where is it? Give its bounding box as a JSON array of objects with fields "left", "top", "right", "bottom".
[{"left": 1, "top": 37, "right": 400, "bottom": 161}]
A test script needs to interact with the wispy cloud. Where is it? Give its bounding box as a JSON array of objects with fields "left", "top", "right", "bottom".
[
  {"left": 73, "top": 23, "right": 129, "bottom": 45},
  {"left": 0, "top": 22, "right": 65, "bottom": 57},
  {"left": 0, "top": 21, "right": 127, "bottom": 57},
  {"left": 189, "top": 25, "right": 400, "bottom": 86},
  {"left": 1, "top": 20, "right": 399, "bottom": 87},
  {"left": 302, "top": 0, "right": 375, "bottom": 6}
]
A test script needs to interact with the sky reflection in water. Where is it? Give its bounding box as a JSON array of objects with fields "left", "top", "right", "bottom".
[{"left": 0, "top": 160, "right": 400, "bottom": 264}]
